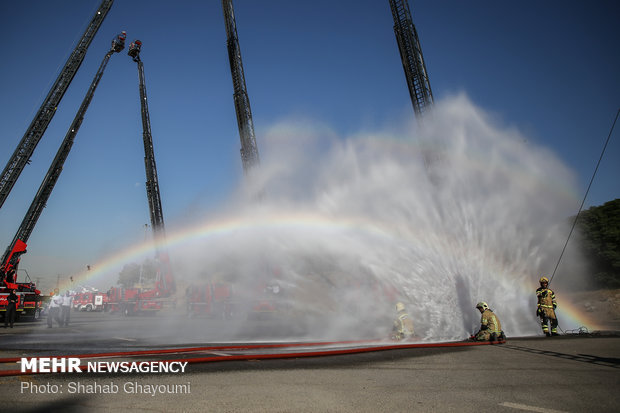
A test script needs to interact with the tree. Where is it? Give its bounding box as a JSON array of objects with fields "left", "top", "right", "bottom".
[
  {"left": 117, "top": 263, "right": 140, "bottom": 288},
  {"left": 117, "top": 259, "right": 159, "bottom": 288},
  {"left": 139, "top": 258, "right": 158, "bottom": 284},
  {"left": 577, "top": 199, "right": 620, "bottom": 289}
]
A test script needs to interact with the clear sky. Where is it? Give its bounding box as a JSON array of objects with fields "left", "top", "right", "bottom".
[{"left": 0, "top": 0, "right": 618, "bottom": 289}]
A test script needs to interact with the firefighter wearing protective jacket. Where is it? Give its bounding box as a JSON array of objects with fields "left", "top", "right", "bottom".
[
  {"left": 536, "top": 276, "right": 558, "bottom": 336},
  {"left": 4, "top": 289, "right": 18, "bottom": 328},
  {"left": 474, "top": 302, "right": 504, "bottom": 341},
  {"left": 391, "top": 302, "right": 414, "bottom": 340}
]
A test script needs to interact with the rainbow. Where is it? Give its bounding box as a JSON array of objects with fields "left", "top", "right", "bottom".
[
  {"left": 57, "top": 211, "right": 601, "bottom": 333},
  {"left": 61, "top": 211, "right": 396, "bottom": 289}
]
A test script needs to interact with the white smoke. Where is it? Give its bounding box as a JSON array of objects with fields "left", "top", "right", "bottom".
[{"left": 172, "top": 94, "right": 587, "bottom": 341}]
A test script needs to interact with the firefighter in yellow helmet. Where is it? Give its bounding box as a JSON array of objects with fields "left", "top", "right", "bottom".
[
  {"left": 391, "top": 302, "right": 414, "bottom": 340},
  {"left": 536, "top": 276, "right": 558, "bottom": 336},
  {"left": 473, "top": 301, "right": 505, "bottom": 341}
]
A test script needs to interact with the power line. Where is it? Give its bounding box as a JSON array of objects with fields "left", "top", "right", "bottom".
[{"left": 549, "top": 108, "right": 620, "bottom": 284}]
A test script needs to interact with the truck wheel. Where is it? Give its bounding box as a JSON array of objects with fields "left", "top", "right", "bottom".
[
  {"left": 33, "top": 308, "right": 41, "bottom": 321},
  {"left": 86, "top": 304, "right": 93, "bottom": 312}
]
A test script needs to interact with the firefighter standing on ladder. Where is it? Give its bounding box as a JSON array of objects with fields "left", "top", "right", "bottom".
[{"left": 536, "top": 276, "right": 559, "bottom": 336}]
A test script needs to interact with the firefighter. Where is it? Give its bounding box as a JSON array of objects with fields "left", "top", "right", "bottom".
[
  {"left": 4, "top": 289, "right": 18, "bottom": 328},
  {"left": 391, "top": 302, "right": 414, "bottom": 340},
  {"left": 473, "top": 301, "right": 505, "bottom": 341},
  {"left": 47, "top": 289, "right": 62, "bottom": 328},
  {"left": 112, "top": 31, "right": 126, "bottom": 52},
  {"left": 128, "top": 40, "right": 142, "bottom": 61},
  {"left": 536, "top": 276, "right": 558, "bottom": 336},
  {"left": 60, "top": 291, "right": 73, "bottom": 327}
]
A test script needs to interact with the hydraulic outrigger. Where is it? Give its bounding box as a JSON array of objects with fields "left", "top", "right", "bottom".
[
  {"left": 0, "top": 0, "right": 114, "bottom": 209},
  {"left": 0, "top": 32, "right": 126, "bottom": 320}
]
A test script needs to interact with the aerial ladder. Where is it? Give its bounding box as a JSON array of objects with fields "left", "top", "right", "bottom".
[
  {"left": 0, "top": 32, "right": 126, "bottom": 306},
  {"left": 128, "top": 41, "right": 166, "bottom": 247},
  {"left": 128, "top": 39, "right": 175, "bottom": 295},
  {"left": 0, "top": 0, "right": 114, "bottom": 209},
  {"left": 222, "top": 0, "right": 260, "bottom": 175},
  {"left": 104, "top": 40, "right": 176, "bottom": 316},
  {"left": 388, "top": 0, "right": 434, "bottom": 118}
]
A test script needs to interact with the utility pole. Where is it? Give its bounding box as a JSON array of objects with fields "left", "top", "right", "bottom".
[
  {"left": 222, "top": 0, "right": 260, "bottom": 175},
  {"left": 389, "top": 0, "right": 434, "bottom": 119}
]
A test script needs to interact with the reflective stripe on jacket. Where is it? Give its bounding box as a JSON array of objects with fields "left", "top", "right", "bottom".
[{"left": 536, "top": 287, "right": 556, "bottom": 308}]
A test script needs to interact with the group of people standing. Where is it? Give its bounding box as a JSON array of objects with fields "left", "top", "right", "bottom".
[
  {"left": 391, "top": 276, "right": 559, "bottom": 342},
  {"left": 46, "top": 288, "right": 73, "bottom": 328}
]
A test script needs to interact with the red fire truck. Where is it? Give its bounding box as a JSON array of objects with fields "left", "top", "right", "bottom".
[
  {"left": 186, "top": 282, "right": 233, "bottom": 319},
  {"left": 0, "top": 241, "right": 42, "bottom": 322},
  {"left": 73, "top": 291, "right": 108, "bottom": 312},
  {"left": 105, "top": 252, "right": 176, "bottom": 316}
]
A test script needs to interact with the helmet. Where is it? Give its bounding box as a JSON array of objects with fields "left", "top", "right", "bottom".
[
  {"left": 395, "top": 302, "right": 405, "bottom": 312},
  {"left": 539, "top": 276, "right": 549, "bottom": 284},
  {"left": 476, "top": 301, "right": 489, "bottom": 311}
]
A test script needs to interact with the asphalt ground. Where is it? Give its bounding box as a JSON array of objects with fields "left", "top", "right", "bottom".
[{"left": 1, "top": 312, "right": 619, "bottom": 412}]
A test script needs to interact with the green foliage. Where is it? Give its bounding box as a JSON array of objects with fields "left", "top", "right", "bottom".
[
  {"left": 117, "top": 259, "right": 158, "bottom": 288},
  {"left": 117, "top": 263, "right": 140, "bottom": 288},
  {"left": 577, "top": 199, "right": 620, "bottom": 289}
]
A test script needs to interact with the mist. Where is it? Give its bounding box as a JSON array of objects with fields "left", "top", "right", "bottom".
[{"left": 169, "top": 94, "right": 590, "bottom": 341}]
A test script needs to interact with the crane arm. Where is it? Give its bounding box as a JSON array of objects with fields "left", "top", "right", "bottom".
[
  {"left": 389, "top": 0, "right": 433, "bottom": 118},
  {"left": 1, "top": 35, "right": 125, "bottom": 284},
  {"left": 0, "top": 0, "right": 114, "bottom": 209},
  {"left": 222, "top": 0, "right": 260, "bottom": 174},
  {"left": 129, "top": 41, "right": 175, "bottom": 296}
]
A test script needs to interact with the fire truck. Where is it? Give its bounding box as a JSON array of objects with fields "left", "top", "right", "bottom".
[
  {"left": 105, "top": 254, "right": 176, "bottom": 316},
  {"left": 105, "top": 286, "right": 160, "bottom": 315},
  {"left": 186, "top": 282, "right": 233, "bottom": 319},
  {"left": 73, "top": 291, "right": 108, "bottom": 312},
  {"left": 0, "top": 242, "right": 42, "bottom": 321},
  {"left": 246, "top": 280, "right": 285, "bottom": 320}
]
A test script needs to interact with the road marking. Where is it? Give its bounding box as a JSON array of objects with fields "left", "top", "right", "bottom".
[
  {"left": 112, "top": 337, "right": 137, "bottom": 341},
  {"left": 499, "top": 402, "right": 568, "bottom": 413}
]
